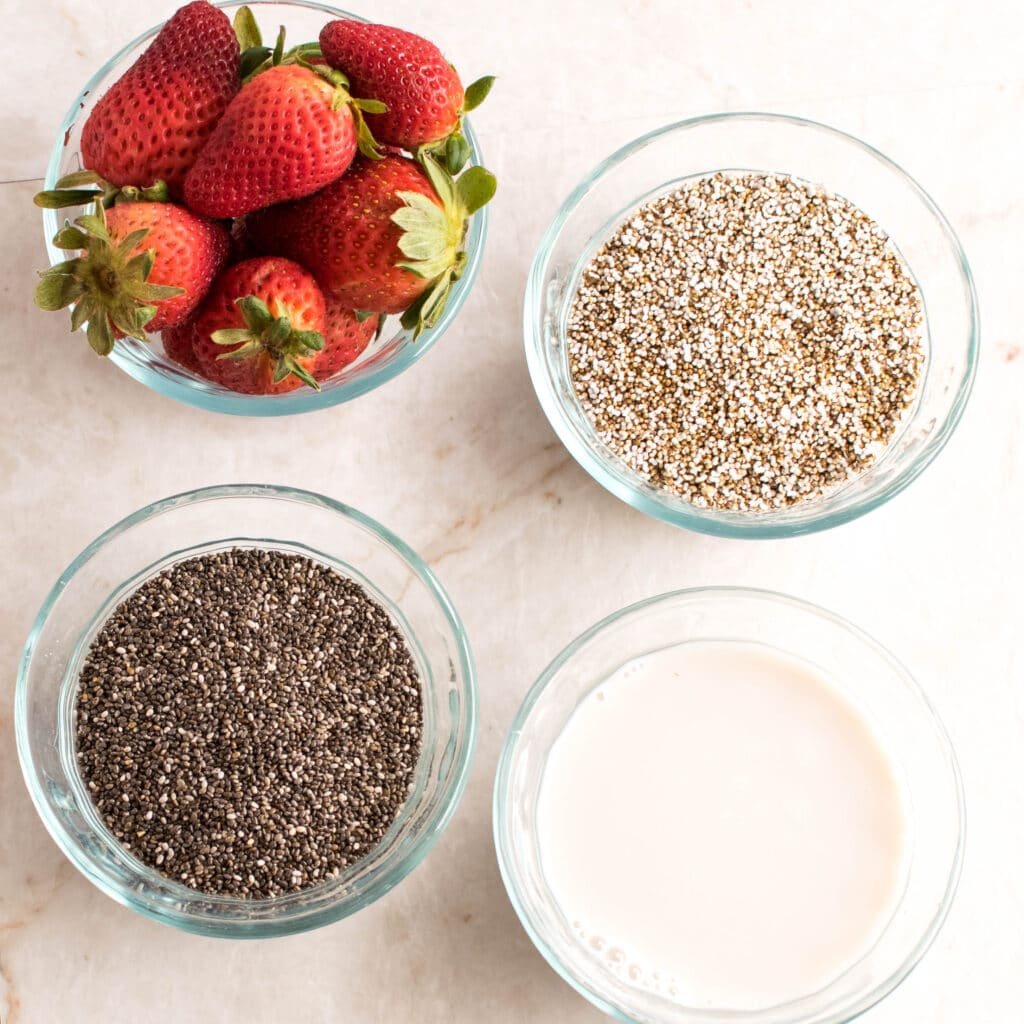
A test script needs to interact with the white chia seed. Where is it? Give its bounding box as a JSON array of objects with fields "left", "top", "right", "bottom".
[{"left": 567, "top": 172, "right": 925, "bottom": 511}]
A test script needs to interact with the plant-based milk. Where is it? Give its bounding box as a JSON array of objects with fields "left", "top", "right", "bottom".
[{"left": 537, "top": 641, "right": 909, "bottom": 1009}]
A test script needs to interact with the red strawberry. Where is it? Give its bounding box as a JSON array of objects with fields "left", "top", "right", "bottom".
[
  {"left": 35, "top": 200, "right": 229, "bottom": 355},
  {"left": 81, "top": 1, "right": 240, "bottom": 196},
  {"left": 244, "top": 153, "right": 495, "bottom": 334},
  {"left": 191, "top": 257, "right": 326, "bottom": 394},
  {"left": 315, "top": 303, "right": 378, "bottom": 381},
  {"left": 319, "top": 20, "right": 494, "bottom": 158},
  {"left": 184, "top": 64, "right": 383, "bottom": 219},
  {"left": 162, "top": 318, "right": 203, "bottom": 373}
]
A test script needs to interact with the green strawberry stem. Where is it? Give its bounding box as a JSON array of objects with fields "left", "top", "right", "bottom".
[
  {"left": 212, "top": 295, "right": 324, "bottom": 390},
  {"left": 296, "top": 59, "right": 386, "bottom": 160},
  {"left": 417, "top": 76, "right": 495, "bottom": 175},
  {"left": 236, "top": 7, "right": 327, "bottom": 84},
  {"left": 34, "top": 171, "right": 169, "bottom": 211},
  {"left": 393, "top": 155, "right": 497, "bottom": 338},
  {"left": 234, "top": 17, "right": 385, "bottom": 160},
  {"left": 35, "top": 201, "right": 183, "bottom": 355}
]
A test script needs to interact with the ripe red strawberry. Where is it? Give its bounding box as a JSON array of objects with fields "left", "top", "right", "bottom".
[
  {"left": 184, "top": 64, "right": 383, "bottom": 219},
  {"left": 35, "top": 200, "right": 229, "bottom": 355},
  {"left": 315, "top": 303, "right": 378, "bottom": 381},
  {"left": 191, "top": 257, "right": 326, "bottom": 394},
  {"left": 244, "top": 153, "right": 495, "bottom": 334},
  {"left": 81, "top": 1, "right": 240, "bottom": 196},
  {"left": 162, "top": 317, "right": 203, "bottom": 373},
  {"left": 319, "top": 21, "right": 494, "bottom": 156}
]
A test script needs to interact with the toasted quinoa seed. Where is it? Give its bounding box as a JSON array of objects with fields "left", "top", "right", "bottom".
[{"left": 567, "top": 172, "right": 925, "bottom": 512}]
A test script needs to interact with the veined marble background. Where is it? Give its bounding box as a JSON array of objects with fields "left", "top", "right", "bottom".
[{"left": 1, "top": 0, "right": 1021, "bottom": 1021}]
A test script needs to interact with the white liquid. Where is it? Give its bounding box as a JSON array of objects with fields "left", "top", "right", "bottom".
[{"left": 537, "top": 641, "right": 909, "bottom": 1010}]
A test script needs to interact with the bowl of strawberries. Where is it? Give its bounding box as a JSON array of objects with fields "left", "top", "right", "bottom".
[{"left": 36, "top": 0, "right": 495, "bottom": 414}]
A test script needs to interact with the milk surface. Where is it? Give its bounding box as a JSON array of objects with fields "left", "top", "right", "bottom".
[{"left": 536, "top": 640, "right": 909, "bottom": 1009}]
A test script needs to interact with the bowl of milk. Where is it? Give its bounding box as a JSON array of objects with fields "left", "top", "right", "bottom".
[{"left": 493, "top": 587, "right": 964, "bottom": 1023}]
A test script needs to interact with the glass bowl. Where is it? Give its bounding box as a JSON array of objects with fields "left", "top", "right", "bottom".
[
  {"left": 16, "top": 484, "right": 477, "bottom": 938},
  {"left": 524, "top": 113, "right": 978, "bottom": 538},
  {"left": 41, "top": 0, "right": 488, "bottom": 417},
  {"left": 494, "top": 587, "right": 964, "bottom": 1024}
]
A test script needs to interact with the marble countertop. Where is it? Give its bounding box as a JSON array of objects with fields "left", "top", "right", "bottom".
[{"left": 1, "top": 1, "right": 1021, "bottom": 1021}]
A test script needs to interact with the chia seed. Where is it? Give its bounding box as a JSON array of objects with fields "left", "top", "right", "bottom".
[
  {"left": 567, "top": 172, "right": 926, "bottom": 512},
  {"left": 74, "top": 548, "right": 423, "bottom": 899}
]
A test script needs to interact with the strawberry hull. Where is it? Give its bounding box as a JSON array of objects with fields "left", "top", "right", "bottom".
[
  {"left": 192, "top": 257, "right": 327, "bottom": 395},
  {"left": 107, "top": 203, "right": 231, "bottom": 333},
  {"left": 319, "top": 20, "right": 464, "bottom": 149},
  {"left": 244, "top": 155, "right": 442, "bottom": 314}
]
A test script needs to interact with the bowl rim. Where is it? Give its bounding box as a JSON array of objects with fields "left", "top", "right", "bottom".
[
  {"left": 523, "top": 110, "right": 980, "bottom": 539},
  {"left": 493, "top": 585, "right": 966, "bottom": 1024},
  {"left": 41, "top": 0, "right": 489, "bottom": 418},
  {"left": 15, "top": 482, "right": 478, "bottom": 938}
]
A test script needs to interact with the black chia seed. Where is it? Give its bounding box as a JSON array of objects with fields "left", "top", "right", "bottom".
[{"left": 74, "top": 548, "right": 423, "bottom": 899}]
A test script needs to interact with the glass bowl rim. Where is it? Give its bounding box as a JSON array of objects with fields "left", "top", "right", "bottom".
[
  {"left": 41, "top": 0, "right": 489, "bottom": 418},
  {"left": 523, "top": 110, "right": 980, "bottom": 539},
  {"left": 15, "top": 482, "right": 479, "bottom": 938},
  {"left": 493, "top": 584, "right": 966, "bottom": 1023}
]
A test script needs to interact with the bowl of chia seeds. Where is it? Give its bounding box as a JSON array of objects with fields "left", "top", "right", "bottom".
[
  {"left": 16, "top": 484, "right": 476, "bottom": 937},
  {"left": 525, "top": 112, "right": 979, "bottom": 538}
]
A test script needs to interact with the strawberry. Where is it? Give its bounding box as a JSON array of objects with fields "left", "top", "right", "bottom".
[
  {"left": 35, "top": 199, "right": 229, "bottom": 355},
  {"left": 244, "top": 153, "right": 495, "bottom": 335},
  {"left": 81, "top": 1, "right": 240, "bottom": 196},
  {"left": 315, "top": 303, "right": 378, "bottom": 381},
  {"left": 191, "top": 257, "right": 326, "bottom": 393},
  {"left": 162, "top": 318, "right": 203, "bottom": 373},
  {"left": 319, "top": 20, "right": 494, "bottom": 164},
  {"left": 184, "top": 63, "right": 383, "bottom": 219}
]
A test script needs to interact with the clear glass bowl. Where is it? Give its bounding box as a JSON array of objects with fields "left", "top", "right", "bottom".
[
  {"left": 524, "top": 113, "right": 978, "bottom": 537},
  {"left": 494, "top": 587, "right": 964, "bottom": 1024},
  {"left": 41, "top": 0, "right": 488, "bottom": 417},
  {"left": 16, "top": 484, "right": 477, "bottom": 938}
]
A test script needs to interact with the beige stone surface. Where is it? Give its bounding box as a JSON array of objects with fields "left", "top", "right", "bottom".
[{"left": 1, "top": 1, "right": 1022, "bottom": 1021}]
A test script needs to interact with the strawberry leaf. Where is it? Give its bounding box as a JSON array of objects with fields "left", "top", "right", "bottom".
[
  {"left": 35, "top": 270, "right": 84, "bottom": 311},
  {"left": 126, "top": 280, "right": 185, "bottom": 302},
  {"left": 70, "top": 296, "right": 95, "bottom": 333},
  {"left": 240, "top": 45, "right": 273, "bottom": 79},
  {"left": 351, "top": 105, "right": 385, "bottom": 160},
  {"left": 272, "top": 25, "right": 286, "bottom": 66},
  {"left": 56, "top": 169, "right": 106, "bottom": 190},
  {"left": 455, "top": 166, "right": 497, "bottom": 217},
  {"left": 266, "top": 315, "right": 293, "bottom": 347},
  {"left": 233, "top": 6, "right": 262, "bottom": 50},
  {"left": 279, "top": 355, "right": 320, "bottom": 391},
  {"left": 34, "top": 188, "right": 104, "bottom": 210},
  {"left": 463, "top": 76, "right": 496, "bottom": 112},
  {"left": 353, "top": 98, "right": 387, "bottom": 114},
  {"left": 237, "top": 295, "right": 275, "bottom": 333},
  {"left": 211, "top": 328, "right": 255, "bottom": 347},
  {"left": 52, "top": 225, "right": 88, "bottom": 250},
  {"left": 292, "top": 330, "right": 325, "bottom": 352},
  {"left": 417, "top": 154, "right": 457, "bottom": 211},
  {"left": 126, "top": 249, "right": 156, "bottom": 281},
  {"left": 86, "top": 315, "right": 115, "bottom": 356},
  {"left": 115, "top": 228, "right": 152, "bottom": 257}
]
